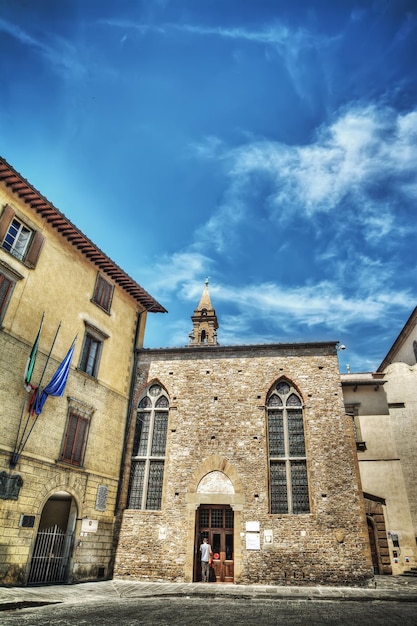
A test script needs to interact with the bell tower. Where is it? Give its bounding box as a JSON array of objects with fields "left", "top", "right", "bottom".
[{"left": 188, "top": 278, "right": 219, "bottom": 346}]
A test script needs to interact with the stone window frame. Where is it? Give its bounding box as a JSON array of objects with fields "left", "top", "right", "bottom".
[
  {"left": 267, "top": 378, "right": 310, "bottom": 514},
  {"left": 127, "top": 382, "right": 169, "bottom": 511},
  {"left": 58, "top": 397, "right": 95, "bottom": 467},
  {"left": 78, "top": 322, "right": 109, "bottom": 379}
]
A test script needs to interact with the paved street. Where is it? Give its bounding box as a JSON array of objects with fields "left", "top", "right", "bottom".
[
  {"left": 1, "top": 577, "right": 417, "bottom": 625},
  {"left": 1, "top": 595, "right": 417, "bottom": 626}
]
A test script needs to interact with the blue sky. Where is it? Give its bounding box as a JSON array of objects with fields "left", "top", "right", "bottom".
[{"left": 1, "top": 0, "right": 417, "bottom": 372}]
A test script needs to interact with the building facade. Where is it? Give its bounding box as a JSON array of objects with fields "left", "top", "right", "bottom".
[
  {"left": 115, "top": 283, "right": 373, "bottom": 586},
  {"left": 341, "top": 307, "right": 417, "bottom": 576},
  {"left": 0, "top": 157, "right": 165, "bottom": 585}
]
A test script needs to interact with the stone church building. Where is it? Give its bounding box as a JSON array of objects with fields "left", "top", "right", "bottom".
[{"left": 115, "top": 282, "right": 373, "bottom": 586}]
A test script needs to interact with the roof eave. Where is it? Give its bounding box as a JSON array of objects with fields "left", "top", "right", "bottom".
[{"left": 0, "top": 157, "right": 166, "bottom": 313}]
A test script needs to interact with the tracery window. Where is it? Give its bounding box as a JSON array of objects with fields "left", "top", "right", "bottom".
[
  {"left": 267, "top": 380, "right": 310, "bottom": 514},
  {"left": 128, "top": 383, "right": 169, "bottom": 510}
]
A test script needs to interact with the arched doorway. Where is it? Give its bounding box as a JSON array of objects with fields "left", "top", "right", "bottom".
[
  {"left": 194, "top": 504, "right": 234, "bottom": 583},
  {"left": 192, "top": 470, "right": 236, "bottom": 583},
  {"left": 28, "top": 491, "right": 77, "bottom": 584},
  {"left": 186, "top": 457, "right": 245, "bottom": 583}
]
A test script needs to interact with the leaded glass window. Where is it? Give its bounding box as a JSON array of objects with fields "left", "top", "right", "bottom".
[
  {"left": 267, "top": 380, "right": 309, "bottom": 514},
  {"left": 128, "top": 383, "right": 169, "bottom": 510}
]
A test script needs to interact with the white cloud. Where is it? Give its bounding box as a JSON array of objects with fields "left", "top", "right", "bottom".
[
  {"left": 138, "top": 251, "right": 213, "bottom": 297},
  {"left": 192, "top": 104, "right": 417, "bottom": 248},
  {"left": 144, "top": 270, "right": 412, "bottom": 351},
  {"left": 206, "top": 279, "right": 412, "bottom": 343}
]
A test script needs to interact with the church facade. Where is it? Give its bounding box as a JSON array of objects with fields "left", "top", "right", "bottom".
[{"left": 115, "top": 282, "right": 373, "bottom": 586}]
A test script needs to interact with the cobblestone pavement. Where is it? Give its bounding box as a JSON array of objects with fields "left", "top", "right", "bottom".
[
  {"left": 0, "top": 575, "right": 416, "bottom": 613},
  {"left": 1, "top": 592, "right": 417, "bottom": 626}
]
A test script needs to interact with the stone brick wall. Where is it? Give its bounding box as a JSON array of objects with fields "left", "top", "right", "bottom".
[{"left": 114, "top": 343, "right": 373, "bottom": 586}]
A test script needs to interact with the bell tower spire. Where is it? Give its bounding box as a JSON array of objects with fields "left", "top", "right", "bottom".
[{"left": 188, "top": 278, "right": 219, "bottom": 346}]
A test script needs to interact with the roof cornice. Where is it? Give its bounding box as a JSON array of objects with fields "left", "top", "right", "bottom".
[
  {"left": 137, "top": 340, "right": 339, "bottom": 356},
  {"left": 0, "top": 157, "right": 166, "bottom": 313},
  {"left": 377, "top": 306, "right": 417, "bottom": 371}
]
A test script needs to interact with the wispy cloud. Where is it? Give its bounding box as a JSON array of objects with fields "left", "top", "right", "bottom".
[
  {"left": 213, "top": 280, "right": 411, "bottom": 333},
  {"left": 100, "top": 18, "right": 319, "bottom": 48},
  {"left": 0, "top": 17, "right": 85, "bottom": 78},
  {"left": 99, "top": 19, "right": 167, "bottom": 37},
  {"left": 144, "top": 270, "right": 412, "bottom": 350},
  {"left": 192, "top": 104, "right": 417, "bottom": 251},
  {"left": 139, "top": 251, "right": 213, "bottom": 297},
  {"left": 101, "top": 17, "right": 334, "bottom": 103}
]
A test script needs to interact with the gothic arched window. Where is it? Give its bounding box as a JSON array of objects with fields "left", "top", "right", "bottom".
[
  {"left": 267, "top": 379, "right": 310, "bottom": 514},
  {"left": 128, "top": 383, "right": 169, "bottom": 510}
]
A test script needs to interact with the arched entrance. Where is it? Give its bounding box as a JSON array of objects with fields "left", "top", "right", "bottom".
[
  {"left": 186, "top": 456, "right": 245, "bottom": 584},
  {"left": 194, "top": 504, "right": 234, "bottom": 583},
  {"left": 28, "top": 491, "right": 77, "bottom": 584}
]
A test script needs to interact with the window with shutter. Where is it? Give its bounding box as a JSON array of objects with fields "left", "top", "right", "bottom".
[
  {"left": 0, "top": 205, "right": 45, "bottom": 268},
  {"left": 78, "top": 324, "right": 108, "bottom": 378},
  {"left": 60, "top": 413, "right": 89, "bottom": 466},
  {"left": 92, "top": 274, "right": 114, "bottom": 313}
]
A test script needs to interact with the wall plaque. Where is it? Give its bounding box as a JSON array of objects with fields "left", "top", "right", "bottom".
[
  {"left": 0, "top": 471, "right": 23, "bottom": 500},
  {"left": 95, "top": 484, "right": 108, "bottom": 511}
]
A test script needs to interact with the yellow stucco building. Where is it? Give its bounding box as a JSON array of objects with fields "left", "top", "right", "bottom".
[
  {"left": 0, "top": 157, "right": 165, "bottom": 585},
  {"left": 341, "top": 306, "right": 417, "bottom": 577}
]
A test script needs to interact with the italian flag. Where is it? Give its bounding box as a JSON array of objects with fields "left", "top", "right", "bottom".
[{"left": 24, "top": 314, "right": 43, "bottom": 391}]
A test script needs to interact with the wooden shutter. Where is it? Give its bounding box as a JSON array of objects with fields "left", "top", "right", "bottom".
[
  {"left": 61, "top": 413, "right": 89, "bottom": 466},
  {"left": 0, "top": 205, "right": 15, "bottom": 243},
  {"left": 72, "top": 416, "right": 88, "bottom": 464},
  {"left": 25, "top": 231, "right": 45, "bottom": 268},
  {"left": 92, "top": 274, "right": 113, "bottom": 312}
]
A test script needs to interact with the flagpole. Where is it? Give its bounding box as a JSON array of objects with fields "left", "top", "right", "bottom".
[
  {"left": 9, "top": 396, "right": 29, "bottom": 468},
  {"left": 17, "top": 328, "right": 75, "bottom": 457},
  {"left": 10, "top": 321, "right": 62, "bottom": 468},
  {"left": 36, "top": 321, "right": 61, "bottom": 391}
]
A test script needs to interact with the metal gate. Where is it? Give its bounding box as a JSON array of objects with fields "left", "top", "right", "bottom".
[{"left": 28, "top": 524, "right": 73, "bottom": 584}]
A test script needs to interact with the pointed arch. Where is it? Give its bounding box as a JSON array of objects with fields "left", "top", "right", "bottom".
[
  {"left": 128, "top": 380, "right": 170, "bottom": 510},
  {"left": 188, "top": 454, "right": 244, "bottom": 496},
  {"left": 266, "top": 377, "right": 310, "bottom": 514}
]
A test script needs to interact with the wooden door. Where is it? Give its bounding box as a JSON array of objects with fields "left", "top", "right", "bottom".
[
  {"left": 367, "top": 517, "right": 380, "bottom": 575},
  {"left": 194, "top": 505, "right": 234, "bottom": 583}
]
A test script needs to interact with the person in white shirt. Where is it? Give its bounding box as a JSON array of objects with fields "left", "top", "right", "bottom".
[{"left": 200, "top": 537, "right": 212, "bottom": 582}]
